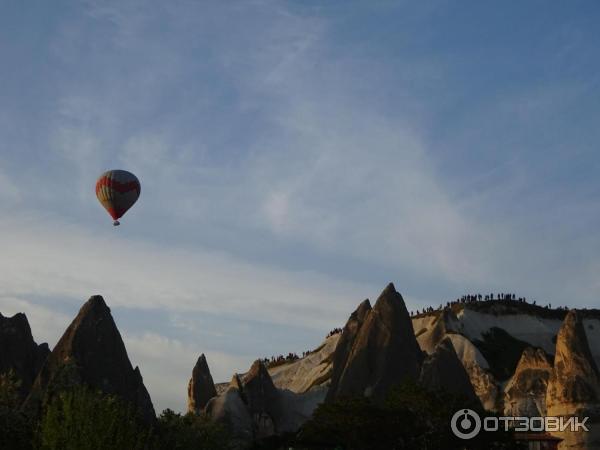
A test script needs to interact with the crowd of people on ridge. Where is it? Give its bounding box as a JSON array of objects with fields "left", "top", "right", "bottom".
[
  {"left": 261, "top": 292, "right": 580, "bottom": 368},
  {"left": 263, "top": 328, "right": 344, "bottom": 368},
  {"left": 408, "top": 292, "right": 570, "bottom": 317},
  {"left": 326, "top": 327, "right": 342, "bottom": 338}
]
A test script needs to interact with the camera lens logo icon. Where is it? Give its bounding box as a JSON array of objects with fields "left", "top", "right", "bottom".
[{"left": 451, "top": 409, "right": 481, "bottom": 439}]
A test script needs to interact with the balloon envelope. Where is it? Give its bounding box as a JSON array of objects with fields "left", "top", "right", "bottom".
[{"left": 95, "top": 170, "right": 140, "bottom": 225}]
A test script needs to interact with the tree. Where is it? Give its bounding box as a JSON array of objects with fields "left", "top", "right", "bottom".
[
  {"left": 0, "top": 370, "right": 33, "bottom": 450},
  {"left": 297, "top": 380, "right": 520, "bottom": 450},
  {"left": 154, "top": 409, "right": 232, "bottom": 450},
  {"left": 38, "top": 386, "right": 154, "bottom": 450}
]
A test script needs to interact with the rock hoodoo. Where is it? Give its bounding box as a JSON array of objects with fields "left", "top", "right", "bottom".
[
  {"left": 419, "top": 337, "right": 479, "bottom": 404},
  {"left": 546, "top": 310, "right": 600, "bottom": 449},
  {"left": 187, "top": 354, "right": 217, "bottom": 414},
  {"left": 240, "top": 360, "right": 283, "bottom": 438},
  {"left": 207, "top": 359, "right": 286, "bottom": 440},
  {"left": 23, "top": 296, "right": 155, "bottom": 422},
  {"left": 327, "top": 283, "right": 423, "bottom": 402},
  {"left": 0, "top": 312, "right": 49, "bottom": 400},
  {"left": 503, "top": 347, "right": 552, "bottom": 417}
]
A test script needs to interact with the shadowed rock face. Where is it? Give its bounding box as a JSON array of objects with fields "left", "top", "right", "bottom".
[
  {"left": 546, "top": 310, "right": 600, "bottom": 449},
  {"left": 187, "top": 354, "right": 217, "bottom": 414},
  {"left": 207, "top": 360, "right": 286, "bottom": 440},
  {"left": 0, "top": 312, "right": 49, "bottom": 400},
  {"left": 503, "top": 347, "right": 552, "bottom": 417},
  {"left": 419, "top": 337, "right": 479, "bottom": 405},
  {"left": 327, "top": 283, "right": 423, "bottom": 403},
  {"left": 240, "top": 360, "right": 283, "bottom": 438},
  {"left": 23, "top": 296, "right": 155, "bottom": 423}
]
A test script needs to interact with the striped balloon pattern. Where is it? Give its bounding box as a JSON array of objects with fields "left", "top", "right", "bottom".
[{"left": 95, "top": 170, "right": 141, "bottom": 226}]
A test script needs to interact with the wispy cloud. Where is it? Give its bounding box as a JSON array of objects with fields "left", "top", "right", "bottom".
[{"left": 1, "top": 0, "right": 599, "bottom": 413}]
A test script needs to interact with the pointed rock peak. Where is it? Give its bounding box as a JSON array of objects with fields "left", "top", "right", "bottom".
[
  {"left": 353, "top": 299, "right": 372, "bottom": 320},
  {"left": 383, "top": 282, "right": 396, "bottom": 294},
  {"left": 563, "top": 309, "right": 579, "bottom": 326},
  {"left": 79, "top": 295, "right": 110, "bottom": 315},
  {"left": 373, "top": 282, "right": 407, "bottom": 313},
  {"left": 420, "top": 337, "right": 479, "bottom": 404},
  {"left": 0, "top": 312, "right": 34, "bottom": 340},
  {"left": 0, "top": 311, "right": 48, "bottom": 400},
  {"left": 243, "top": 359, "right": 272, "bottom": 384},
  {"left": 23, "top": 295, "right": 155, "bottom": 423},
  {"left": 328, "top": 283, "right": 421, "bottom": 403},
  {"left": 238, "top": 359, "right": 281, "bottom": 435},
  {"left": 230, "top": 373, "right": 243, "bottom": 390},
  {"left": 188, "top": 353, "right": 217, "bottom": 413},
  {"left": 1, "top": 311, "right": 30, "bottom": 327},
  {"left": 556, "top": 309, "right": 599, "bottom": 376},
  {"left": 195, "top": 353, "right": 208, "bottom": 368},
  {"left": 517, "top": 347, "right": 551, "bottom": 369},
  {"left": 376, "top": 282, "right": 397, "bottom": 300}
]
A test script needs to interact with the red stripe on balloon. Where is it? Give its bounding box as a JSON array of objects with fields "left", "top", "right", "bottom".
[{"left": 95, "top": 176, "right": 141, "bottom": 194}]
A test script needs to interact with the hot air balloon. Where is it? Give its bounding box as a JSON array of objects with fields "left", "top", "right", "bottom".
[{"left": 95, "top": 170, "right": 141, "bottom": 226}]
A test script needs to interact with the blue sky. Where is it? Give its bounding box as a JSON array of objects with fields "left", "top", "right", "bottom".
[{"left": 1, "top": 0, "right": 599, "bottom": 412}]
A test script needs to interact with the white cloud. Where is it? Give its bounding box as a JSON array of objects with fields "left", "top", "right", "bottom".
[
  {"left": 0, "top": 213, "right": 374, "bottom": 330},
  {"left": 0, "top": 296, "right": 70, "bottom": 347},
  {"left": 123, "top": 332, "right": 250, "bottom": 413},
  {"left": 0, "top": 168, "right": 21, "bottom": 204}
]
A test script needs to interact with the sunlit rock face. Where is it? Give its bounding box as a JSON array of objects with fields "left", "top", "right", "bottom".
[
  {"left": 503, "top": 347, "right": 552, "bottom": 417},
  {"left": 546, "top": 310, "right": 600, "bottom": 449}
]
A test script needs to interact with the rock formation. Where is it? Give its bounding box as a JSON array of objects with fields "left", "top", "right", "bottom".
[
  {"left": 268, "top": 332, "right": 340, "bottom": 393},
  {"left": 326, "top": 283, "right": 423, "bottom": 403},
  {"left": 22, "top": 296, "right": 155, "bottom": 423},
  {"left": 445, "top": 333, "right": 500, "bottom": 411},
  {"left": 0, "top": 312, "right": 49, "bottom": 400},
  {"left": 240, "top": 360, "right": 283, "bottom": 438},
  {"left": 546, "top": 310, "right": 600, "bottom": 449},
  {"left": 207, "top": 360, "right": 287, "bottom": 440},
  {"left": 414, "top": 308, "right": 459, "bottom": 354},
  {"left": 187, "top": 354, "right": 217, "bottom": 414},
  {"left": 419, "top": 337, "right": 479, "bottom": 405},
  {"left": 503, "top": 347, "right": 552, "bottom": 417}
]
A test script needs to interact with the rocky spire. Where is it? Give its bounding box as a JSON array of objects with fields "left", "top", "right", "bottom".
[
  {"left": 241, "top": 360, "right": 282, "bottom": 438},
  {"left": 187, "top": 354, "right": 217, "bottom": 414},
  {"left": 327, "top": 283, "right": 423, "bottom": 402},
  {"left": 419, "top": 337, "right": 479, "bottom": 404},
  {"left": 23, "top": 296, "right": 155, "bottom": 423},
  {"left": 546, "top": 310, "right": 600, "bottom": 448},
  {"left": 207, "top": 359, "right": 284, "bottom": 440},
  {"left": 503, "top": 347, "right": 552, "bottom": 417},
  {"left": 0, "top": 312, "right": 49, "bottom": 400},
  {"left": 547, "top": 310, "right": 600, "bottom": 408}
]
